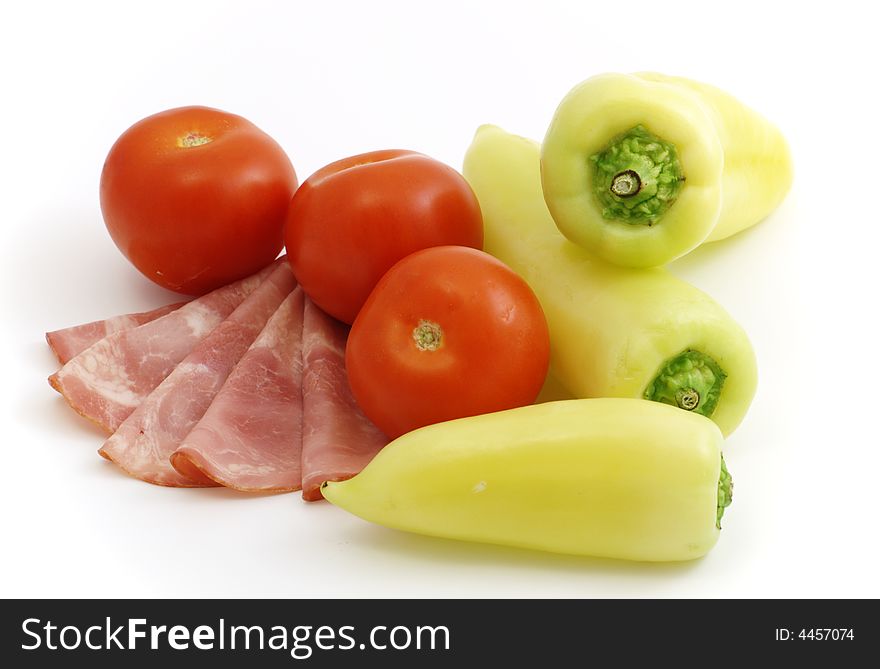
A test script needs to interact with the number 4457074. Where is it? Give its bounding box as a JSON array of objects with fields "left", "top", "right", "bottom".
[{"left": 775, "top": 629, "right": 855, "bottom": 641}]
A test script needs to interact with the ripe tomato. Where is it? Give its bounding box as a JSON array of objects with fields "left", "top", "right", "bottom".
[
  {"left": 284, "top": 150, "right": 483, "bottom": 324},
  {"left": 100, "top": 106, "right": 297, "bottom": 295},
  {"left": 346, "top": 246, "right": 550, "bottom": 438}
]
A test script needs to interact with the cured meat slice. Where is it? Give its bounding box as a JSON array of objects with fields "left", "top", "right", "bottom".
[
  {"left": 46, "top": 302, "right": 187, "bottom": 365},
  {"left": 300, "top": 297, "right": 388, "bottom": 501},
  {"left": 98, "top": 262, "right": 297, "bottom": 486},
  {"left": 48, "top": 262, "right": 276, "bottom": 433},
  {"left": 171, "top": 288, "right": 305, "bottom": 491}
]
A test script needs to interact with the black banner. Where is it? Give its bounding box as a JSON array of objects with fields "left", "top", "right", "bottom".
[{"left": 1, "top": 599, "right": 873, "bottom": 666}]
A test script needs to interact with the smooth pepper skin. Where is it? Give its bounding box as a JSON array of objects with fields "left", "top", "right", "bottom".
[
  {"left": 463, "top": 125, "right": 757, "bottom": 437},
  {"left": 322, "top": 399, "right": 726, "bottom": 562},
  {"left": 541, "top": 72, "right": 793, "bottom": 267}
]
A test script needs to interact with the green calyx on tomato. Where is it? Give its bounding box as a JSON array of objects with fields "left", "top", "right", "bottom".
[
  {"left": 346, "top": 246, "right": 550, "bottom": 440},
  {"left": 284, "top": 150, "right": 483, "bottom": 324}
]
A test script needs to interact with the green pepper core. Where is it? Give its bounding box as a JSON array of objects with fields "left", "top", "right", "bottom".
[
  {"left": 716, "top": 455, "right": 733, "bottom": 529},
  {"left": 590, "top": 125, "right": 684, "bottom": 225},
  {"left": 643, "top": 349, "right": 727, "bottom": 418}
]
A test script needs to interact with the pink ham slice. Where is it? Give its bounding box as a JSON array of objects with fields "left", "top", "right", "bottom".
[
  {"left": 170, "top": 288, "right": 305, "bottom": 491},
  {"left": 98, "top": 262, "right": 297, "bottom": 486},
  {"left": 48, "top": 262, "right": 276, "bottom": 434},
  {"left": 46, "top": 302, "right": 187, "bottom": 365},
  {"left": 300, "top": 297, "right": 388, "bottom": 501}
]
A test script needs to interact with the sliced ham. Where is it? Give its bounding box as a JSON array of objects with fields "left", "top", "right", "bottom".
[
  {"left": 98, "top": 262, "right": 297, "bottom": 486},
  {"left": 48, "top": 262, "right": 276, "bottom": 434},
  {"left": 300, "top": 297, "right": 388, "bottom": 501},
  {"left": 46, "top": 302, "right": 187, "bottom": 365},
  {"left": 171, "top": 288, "right": 305, "bottom": 491}
]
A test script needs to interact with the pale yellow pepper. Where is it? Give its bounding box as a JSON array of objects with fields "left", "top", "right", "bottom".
[
  {"left": 322, "top": 399, "right": 730, "bottom": 562},
  {"left": 463, "top": 125, "right": 757, "bottom": 437},
  {"left": 541, "top": 73, "right": 793, "bottom": 267}
]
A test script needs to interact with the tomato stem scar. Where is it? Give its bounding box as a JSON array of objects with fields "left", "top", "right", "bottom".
[
  {"left": 413, "top": 319, "right": 442, "bottom": 351},
  {"left": 178, "top": 132, "right": 213, "bottom": 148}
]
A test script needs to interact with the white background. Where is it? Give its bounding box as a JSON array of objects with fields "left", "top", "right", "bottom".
[{"left": 2, "top": 1, "right": 877, "bottom": 598}]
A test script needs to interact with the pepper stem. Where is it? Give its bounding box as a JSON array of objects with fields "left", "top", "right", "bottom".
[
  {"left": 643, "top": 349, "right": 727, "bottom": 418},
  {"left": 590, "top": 125, "right": 684, "bottom": 224},
  {"left": 610, "top": 170, "right": 641, "bottom": 197},
  {"left": 717, "top": 455, "right": 733, "bottom": 529},
  {"left": 676, "top": 388, "right": 700, "bottom": 411}
]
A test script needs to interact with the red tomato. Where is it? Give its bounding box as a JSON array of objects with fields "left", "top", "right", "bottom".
[
  {"left": 346, "top": 246, "right": 550, "bottom": 439},
  {"left": 284, "top": 150, "right": 483, "bottom": 324},
  {"left": 100, "top": 106, "right": 297, "bottom": 295}
]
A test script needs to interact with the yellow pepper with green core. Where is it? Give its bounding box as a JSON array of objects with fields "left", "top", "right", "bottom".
[
  {"left": 541, "top": 72, "right": 793, "bottom": 267},
  {"left": 322, "top": 399, "right": 731, "bottom": 562},
  {"left": 463, "top": 125, "right": 757, "bottom": 437}
]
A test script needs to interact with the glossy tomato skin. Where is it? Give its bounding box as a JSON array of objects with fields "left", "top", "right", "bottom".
[
  {"left": 100, "top": 106, "right": 297, "bottom": 295},
  {"left": 285, "top": 150, "right": 483, "bottom": 324},
  {"left": 346, "top": 246, "right": 550, "bottom": 439}
]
